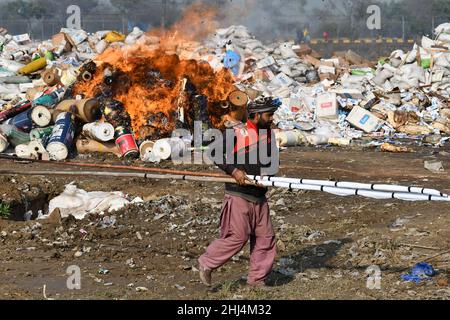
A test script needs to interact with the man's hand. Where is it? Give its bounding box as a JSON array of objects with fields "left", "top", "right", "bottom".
[{"left": 231, "top": 169, "right": 252, "bottom": 186}]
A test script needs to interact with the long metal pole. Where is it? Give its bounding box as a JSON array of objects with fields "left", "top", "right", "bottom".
[
  {"left": 0, "top": 169, "right": 448, "bottom": 202},
  {"left": 0, "top": 154, "right": 229, "bottom": 178},
  {"left": 0, "top": 154, "right": 448, "bottom": 197}
]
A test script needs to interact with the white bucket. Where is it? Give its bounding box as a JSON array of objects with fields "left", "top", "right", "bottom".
[
  {"left": 15, "top": 144, "right": 37, "bottom": 159},
  {"left": 139, "top": 140, "right": 155, "bottom": 160},
  {"left": 82, "top": 122, "right": 115, "bottom": 142},
  {"left": 28, "top": 140, "right": 47, "bottom": 155}
]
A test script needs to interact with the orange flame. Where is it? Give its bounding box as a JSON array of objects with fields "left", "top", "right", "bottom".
[{"left": 74, "top": 3, "right": 241, "bottom": 139}]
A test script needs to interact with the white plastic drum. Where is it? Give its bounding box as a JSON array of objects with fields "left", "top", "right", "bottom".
[
  {"left": 31, "top": 105, "right": 52, "bottom": 127},
  {"left": 47, "top": 142, "right": 68, "bottom": 161},
  {"left": 153, "top": 138, "right": 188, "bottom": 160},
  {"left": 82, "top": 122, "right": 115, "bottom": 142}
]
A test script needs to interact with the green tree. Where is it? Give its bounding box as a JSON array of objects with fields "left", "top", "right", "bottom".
[{"left": 6, "top": 0, "right": 49, "bottom": 20}]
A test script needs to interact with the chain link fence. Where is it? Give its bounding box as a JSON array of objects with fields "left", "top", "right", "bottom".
[{"left": 0, "top": 14, "right": 449, "bottom": 42}]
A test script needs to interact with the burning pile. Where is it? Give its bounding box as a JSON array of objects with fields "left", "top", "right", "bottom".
[
  {"left": 0, "top": 4, "right": 250, "bottom": 162},
  {"left": 73, "top": 47, "right": 239, "bottom": 140}
]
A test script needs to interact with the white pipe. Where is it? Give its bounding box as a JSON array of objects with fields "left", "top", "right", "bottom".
[
  {"left": 255, "top": 180, "right": 450, "bottom": 202},
  {"left": 248, "top": 176, "right": 448, "bottom": 197}
]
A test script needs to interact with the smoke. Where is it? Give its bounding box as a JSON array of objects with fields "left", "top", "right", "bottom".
[{"left": 215, "top": 0, "right": 311, "bottom": 42}]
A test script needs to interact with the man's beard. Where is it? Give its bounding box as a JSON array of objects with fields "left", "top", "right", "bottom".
[{"left": 257, "top": 118, "right": 271, "bottom": 129}]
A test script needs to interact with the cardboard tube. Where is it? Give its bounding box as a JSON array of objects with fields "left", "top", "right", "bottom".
[
  {"left": 28, "top": 140, "right": 47, "bottom": 154},
  {"left": 76, "top": 139, "right": 121, "bottom": 157},
  {"left": 56, "top": 99, "right": 102, "bottom": 123},
  {"left": 228, "top": 90, "right": 249, "bottom": 107},
  {"left": 81, "top": 71, "right": 92, "bottom": 81},
  {"left": 41, "top": 68, "right": 60, "bottom": 86},
  {"left": 30, "top": 126, "right": 54, "bottom": 140},
  {"left": 220, "top": 101, "right": 230, "bottom": 109},
  {"left": 152, "top": 138, "right": 187, "bottom": 160}
]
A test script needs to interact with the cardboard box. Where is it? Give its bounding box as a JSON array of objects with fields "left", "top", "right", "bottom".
[
  {"left": 346, "top": 106, "right": 383, "bottom": 133},
  {"left": 12, "top": 34, "right": 30, "bottom": 44},
  {"left": 303, "top": 55, "right": 321, "bottom": 67},
  {"left": 316, "top": 92, "right": 339, "bottom": 120},
  {"left": 271, "top": 72, "right": 293, "bottom": 87},
  {"left": 319, "top": 65, "right": 336, "bottom": 75},
  {"left": 289, "top": 98, "right": 302, "bottom": 113},
  {"left": 321, "top": 58, "right": 340, "bottom": 68},
  {"left": 256, "top": 56, "right": 276, "bottom": 69},
  {"left": 319, "top": 73, "right": 338, "bottom": 81},
  {"left": 52, "top": 33, "right": 73, "bottom": 53}
]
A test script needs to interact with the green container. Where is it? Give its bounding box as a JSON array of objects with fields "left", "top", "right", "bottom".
[
  {"left": 30, "top": 126, "right": 54, "bottom": 140},
  {"left": 45, "top": 51, "right": 54, "bottom": 61},
  {"left": 1, "top": 125, "right": 31, "bottom": 146},
  {"left": 351, "top": 69, "right": 372, "bottom": 76},
  {"left": 421, "top": 58, "right": 431, "bottom": 69}
]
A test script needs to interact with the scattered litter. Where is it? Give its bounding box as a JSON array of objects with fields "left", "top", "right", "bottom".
[
  {"left": 424, "top": 161, "right": 445, "bottom": 173},
  {"left": 42, "top": 183, "right": 132, "bottom": 220},
  {"left": 98, "top": 268, "right": 109, "bottom": 275},
  {"left": 174, "top": 284, "right": 186, "bottom": 291}
]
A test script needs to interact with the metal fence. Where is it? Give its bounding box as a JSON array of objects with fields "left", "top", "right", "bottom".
[
  {"left": 0, "top": 14, "right": 449, "bottom": 42},
  {"left": 0, "top": 14, "right": 156, "bottom": 40},
  {"left": 266, "top": 16, "right": 450, "bottom": 42}
]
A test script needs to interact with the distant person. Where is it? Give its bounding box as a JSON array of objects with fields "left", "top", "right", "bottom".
[
  {"left": 303, "top": 27, "right": 311, "bottom": 43},
  {"left": 323, "top": 31, "right": 329, "bottom": 42}
]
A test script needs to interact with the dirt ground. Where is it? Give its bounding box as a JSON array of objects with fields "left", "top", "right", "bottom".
[{"left": 0, "top": 145, "right": 450, "bottom": 300}]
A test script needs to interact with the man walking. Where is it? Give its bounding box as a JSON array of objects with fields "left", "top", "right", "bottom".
[{"left": 198, "top": 97, "right": 280, "bottom": 287}]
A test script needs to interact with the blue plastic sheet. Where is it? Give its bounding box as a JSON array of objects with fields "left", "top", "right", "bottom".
[{"left": 401, "top": 262, "right": 436, "bottom": 283}]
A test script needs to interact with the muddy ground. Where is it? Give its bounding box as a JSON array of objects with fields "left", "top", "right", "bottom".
[{"left": 0, "top": 145, "right": 450, "bottom": 300}]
